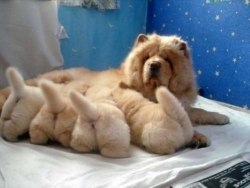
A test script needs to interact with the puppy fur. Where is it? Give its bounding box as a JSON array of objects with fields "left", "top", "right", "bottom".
[
  {"left": 112, "top": 85, "right": 198, "bottom": 154},
  {"left": 29, "top": 80, "right": 89, "bottom": 147},
  {"left": 1, "top": 67, "right": 44, "bottom": 141},
  {"left": 70, "top": 85, "right": 130, "bottom": 158}
]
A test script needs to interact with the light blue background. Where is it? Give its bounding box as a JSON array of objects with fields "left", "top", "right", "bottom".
[{"left": 59, "top": 0, "right": 148, "bottom": 70}]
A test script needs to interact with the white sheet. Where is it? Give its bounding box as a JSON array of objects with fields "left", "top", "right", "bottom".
[{"left": 0, "top": 97, "right": 250, "bottom": 188}]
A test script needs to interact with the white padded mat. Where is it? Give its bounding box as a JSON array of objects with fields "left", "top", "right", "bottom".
[{"left": 0, "top": 97, "right": 250, "bottom": 188}]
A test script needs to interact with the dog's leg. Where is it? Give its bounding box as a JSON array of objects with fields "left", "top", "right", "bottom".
[
  {"left": 29, "top": 125, "right": 49, "bottom": 145},
  {"left": 101, "top": 145, "right": 130, "bottom": 158},
  {"left": 56, "top": 131, "right": 72, "bottom": 147},
  {"left": 188, "top": 107, "right": 230, "bottom": 125},
  {"left": 70, "top": 122, "right": 97, "bottom": 153},
  {"left": 29, "top": 108, "right": 55, "bottom": 145},
  {"left": 0, "top": 90, "right": 9, "bottom": 113},
  {"left": 2, "top": 120, "right": 26, "bottom": 141},
  {"left": 71, "top": 132, "right": 95, "bottom": 153},
  {"left": 188, "top": 130, "right": 210, "bottom": 148},
  {"left": 96, "top": 118, "right": 130, "bottom": 158}
]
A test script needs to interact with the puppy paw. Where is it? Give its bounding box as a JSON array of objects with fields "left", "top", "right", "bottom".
[
  {"left": 30, "top": 128, "right": 49, "bottom": 145},
  {"left": 188, "top": 131, "right": 210, "bottom": 149},
  {"left": 57, "top": 132, "right": 71, "bottom": 147},
  {"left": 70, "top": 139, "right": 93, "bottom": 153},
  {"left": 214, "top": 113, "right": 230, "bottom": 125},
  {"left": 2, "top": 120, "right": 19, "bottom": 142},
  {"left": 100, "top": 147, "right": 130, "bottom": 158}
]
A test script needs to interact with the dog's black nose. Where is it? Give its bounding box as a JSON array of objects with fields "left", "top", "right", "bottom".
[{"left": 150, "top": 62, "right": 161, "bottom": 76}]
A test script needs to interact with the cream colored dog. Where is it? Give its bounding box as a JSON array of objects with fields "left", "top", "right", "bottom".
[
  {"left": 113, "top": 85, "right": 208, "bottom": 154},
  {"left": 70, "top": 85, "right": 130, "bottom": 158},
  {"left": 29, "top": 80, "right": 89, "bottom": 147},
  {"left": 1, "top": 67, "right": 44, "bottom": 141}
]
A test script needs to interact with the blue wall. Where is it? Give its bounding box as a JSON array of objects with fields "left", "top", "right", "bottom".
[
  {"left": 147, "top": 0, "right": 250, "bottom": 108},
  {"left": 58, "top": 0, "right": 147, "bottom": 70}
]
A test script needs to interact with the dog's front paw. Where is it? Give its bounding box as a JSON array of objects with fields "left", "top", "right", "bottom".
[
  {"left": 189, "top": 108, "right": 230, "bottom": 125},
  {"left": 188, "top": 130, "right": 210, "bottom": 149},
  {"left": 214, "top": 113, "right": 230, "bottom": 125}
]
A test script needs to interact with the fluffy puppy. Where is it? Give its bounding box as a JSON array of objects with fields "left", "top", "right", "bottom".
[
  {"left": 113, "top": 85, "right": 208, "bottom": 154},
  {"left": 1, "top": 67, "right": 44, "bottom": 141},
  {"left": 121, "top": 33, "right": 229, "bottom": 125},
  {"left": 29, "top": 80, "right": 89, "bottom": 147},
  {"left": 70, "top": 86, "right": 130, "bottom": 158}
]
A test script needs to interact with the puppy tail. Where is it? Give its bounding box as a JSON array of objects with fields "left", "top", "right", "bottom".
[
  {"left": 70, "top": 91, "right": 100, "bottom": 122},
  {"left": 156, "top": 87, "right": 191, "bottom": 125},
  {"left": 39, "top": 80, "right": 66, "bottom": 113},
  {"left": 6, "top": 67, "right": 26, "bottom": 97}
]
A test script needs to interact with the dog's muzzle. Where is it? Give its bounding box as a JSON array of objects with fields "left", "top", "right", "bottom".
[{"left": 149, "top": 62, "right": 161, "bottom": 77}]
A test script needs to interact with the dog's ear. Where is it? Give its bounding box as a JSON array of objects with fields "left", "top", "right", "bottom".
[
  {"left": 134, "top": 34, "right": 148, "bottom": 47},
  {"left": 40, "top": 80, "right": 66, "bottom": 113},
  {"left": 179, "top": 41, "right": 190, "bottom": 58},
  {"left": 70, "top": 91, "right": 100, "bottom": 122},
  {"left": 6, "top": 67, "right": 26, "bottom": 97}
]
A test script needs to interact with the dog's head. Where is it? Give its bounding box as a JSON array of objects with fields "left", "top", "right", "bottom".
[{"left": 121, "top": 33, "right": 197, "bottom": 107}]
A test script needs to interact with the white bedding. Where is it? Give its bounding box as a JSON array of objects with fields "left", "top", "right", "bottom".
[{"left": 0, "top": 97, "right": 250, "bottom": 188}]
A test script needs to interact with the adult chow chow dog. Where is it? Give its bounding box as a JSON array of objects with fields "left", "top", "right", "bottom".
[
  {"left": 0, "top": 34, "right": 229, "bottom": 126},
  {"left": 120, "top": 34, "right": 229, "bottom": 125}
]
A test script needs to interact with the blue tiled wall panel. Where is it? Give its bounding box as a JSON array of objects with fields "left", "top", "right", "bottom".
[
  {"left": 147, "top": 0, "right": 250, "bottom": 108},
  {"left": 58, "top": 0, "right": 147, "bottom": 71}
]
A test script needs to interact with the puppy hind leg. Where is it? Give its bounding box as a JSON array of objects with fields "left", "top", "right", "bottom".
[
  {"left": 188, "top": 130, "right": 210, "bottom": 149},
  {"left": 70, "top": 123, "right": 97, "bottom": 153},
  {"left": 141, "top": 123, "right": 176, "bottom": 155},
  {"left": 100, "top": 145, "right": 130, "bottom": 158},
  {"left": 57, "top": 131, "right": 71, "bottom": 147},
  {"left": 70, "top": 137, "right": 94, "bottom": 153},
  {"left": 29, "top": 125, "right": 49, "bottom": 145},
  {"left": 29, "top": 110, "right": 54, "bottom": 145},
  {"left": 2, "top": 120, "right": 23, "bottom": 141},
  {"left": 97, "top": 119, "right": 130, "bottom": 158}
]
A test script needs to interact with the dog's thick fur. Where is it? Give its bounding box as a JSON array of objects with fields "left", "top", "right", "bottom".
[
  {"left": 0, "top": 67, "right": 44, "bottom": 141},
  {"left": 29, "top": 80, "right": 89, "bottom": 147},
  {"left": 0, "top": 34, "right": 229, "bottom": 126},
  {"left": 70, "top": 86, "right": 130, "bottom": 158},
  {"left": 112, "top": 86, "right": 208, "bottom": 154}
]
